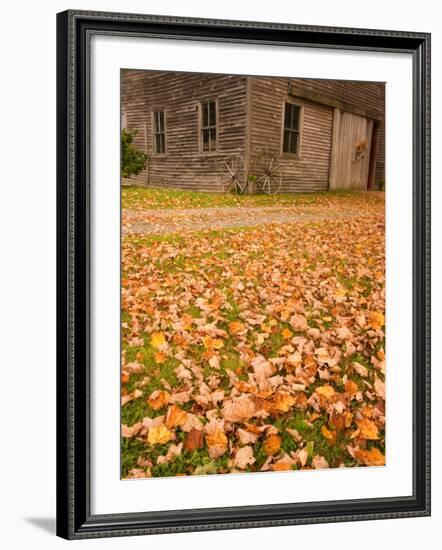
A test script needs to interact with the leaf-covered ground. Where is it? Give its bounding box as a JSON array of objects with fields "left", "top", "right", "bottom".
[
  {"left": 122, "top": 181, "right": 384, "bottom": 210},
  {"left": 121, "top": 188, "right": 385, "bottom": 479}
]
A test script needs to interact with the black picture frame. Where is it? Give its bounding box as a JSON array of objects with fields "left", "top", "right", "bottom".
[{"left": 56, "top": 9, "right": 431, "bottom": 540}]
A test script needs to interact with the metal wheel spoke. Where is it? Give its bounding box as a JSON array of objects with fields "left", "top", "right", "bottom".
[
  {"left": 220, "top": 154, "right": 248, "bottom": 195},
  {"left": 254, "top": 150, "right": 282, "bottom": 194},
  {"left": 263, "top": 176, "right": 269, "bottom": 194}
]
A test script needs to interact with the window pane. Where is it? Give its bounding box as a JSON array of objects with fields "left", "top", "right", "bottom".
[
  {"left": 291, "top": 105, "right": 300, "bottom": 131},
  {"left": 202, "top": 103, "right": 209, "bottom": 127},
  {"left": 201, "top": 102, "right": 217, "bottom": 151},
  {"left": 153, "top": 111, "right": 166, "bottom": 153},
  {"left": 290, "top": 131, "right": 298, "bottom": 154},
  {"left": 210, "top": 128, "right": 216, "bottom": 151},
  {"left": 202, "top": 129, "right": 209, "bottom": 151},
  {"left": 283, "top": 129, "right": 290, "bottom": 153},
  {"left": 283, "top": 130, "right": 299, "bottom": 154},
  {"left": 284, "top": 104, "right": 292, "bottom": 129},
  {"left": 209, "top": 102, "right": 216, "bottom": 126},
  {"left": 284, "top": 103, "right": 300, "bottom": 131}
]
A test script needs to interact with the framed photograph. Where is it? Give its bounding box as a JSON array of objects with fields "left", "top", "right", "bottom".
[{"left": 56, "top": 10, "right": 431, "bottom": 539}]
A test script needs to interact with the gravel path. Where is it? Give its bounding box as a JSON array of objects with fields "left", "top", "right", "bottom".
[{"left": 122, "top": 205, "right": 366, "bottom": 236}]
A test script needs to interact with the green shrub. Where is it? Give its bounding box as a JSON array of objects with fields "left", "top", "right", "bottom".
[{"left": 121, "top": 129, "right": 148, "bottom": 178}]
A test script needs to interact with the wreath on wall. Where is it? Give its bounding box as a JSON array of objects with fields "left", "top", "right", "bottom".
[{"left": 354, "top": 139, "right": 367, "bottom": 161}]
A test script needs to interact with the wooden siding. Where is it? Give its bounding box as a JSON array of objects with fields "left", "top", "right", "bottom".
[
  {"left": 249, "top": 77, "right": 334, "bottom": 193},
  {"left": 121, "top": 71, "right": 149, "bottom": 184},
  {"left": 121, "top": 70, "right": 247, "bottom": 191},
  {"left": 330, "top": 111, "right": 374, "bottom": 190},
  {"left": 288, "top": 78, "right": 385, "bottom": 188},
  {"left": 375, "top": 121, "right": 385, "bottom": 186},
  {"left": 121, "top": 71, "right": 385, "bottom": 193}
]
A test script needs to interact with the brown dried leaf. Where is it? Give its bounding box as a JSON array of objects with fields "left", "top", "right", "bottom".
[
  {"left": 356, "top": 418, "right": 380, "bottom": 440},
  {"left": 206, "top": 429, "right": 228, "bottom": 459},
  {"left": 148, "top": 390, "right": 170, "bottom": 410},
  {"left": 183, "top": 428, "right": 204, "bottom": 451},
  {"left": 222, "top": 395, "right": 256, "bottom": 423},
  {"left": 165, "top": 404, "right": 188, "bottom": 429},
  {"left": 234, "top": 446, "right": 255, "bottom": 469},
  {"left": 354, "top": 447, "right": 385, "bottom": 466}
]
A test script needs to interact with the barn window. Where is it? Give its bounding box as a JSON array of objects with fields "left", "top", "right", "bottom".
[
  {"left": 282, "top": 102, "right": 301, "bottom": 155},
  {"left": 153, "top": 110, "right": 166, "bottom": 154},
  {"left": 200, "top": 101, "right": 217, "bottom": 152}
]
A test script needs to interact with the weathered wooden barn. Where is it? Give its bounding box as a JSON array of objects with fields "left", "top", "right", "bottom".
[{"left": 122, "top": 70, "right": 385, "bottom": 193}]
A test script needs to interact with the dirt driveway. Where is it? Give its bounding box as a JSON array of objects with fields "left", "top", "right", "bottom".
[{"left": 122, "top": 205, "right": 365, "bottom": 235}]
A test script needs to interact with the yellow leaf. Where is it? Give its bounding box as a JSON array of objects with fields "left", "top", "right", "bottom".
[
  {"left": 148, "top": 390, "right": 170, "bottom": 410},
  {"left": 272, "top": 392, "right": 296, "bottom": 413},
  {"left": 272, "top": 462, "right": 291, "bottom": 471},
  {"left": 154, "top": 351, "right": 167, "bottom": 364},
  {"left": 263, "top": 434, "right": 281, "bottom": 456},
  {"left": 369, "top": 311, "right": 385, "bottom": 330},
  {"left": 321, "top": 425, "right": 337, "bottom": 444},
  {"left": 316, "top": 385, "right": 336, "bottom": 399},
  {"left": 151, "top": 331, "right": 166, "bottom": 348},
  {"left": 206, "top": 429, "right": 228, "bottom": 459},
  {"left": 148, "top": 425, "right": 172, "bottom": 445},
  {"left": 356, "top": 418, "right": 380, "bottom": 440},
  {"left": 345, "top": 380, "right": 358, "bottom": 395},
  {"left": 280, "top": 310, "right": 290, "bottom": 322},
  {"left": 165, "top": 404, "right": 188, "bottom": 429},
  {"left": 344, "top": 412, "right": 354, "bottom": 428},
  {"left": 229, "top": 321, "right": 245, "bottom": 335},
  {"left": 354, "top": 447, "right": 385, "bottom": 466},
  {"left": 213, "top": 339, "right": 224, "bottom": 350},
  {"left": 202, "top": 335, "right": 224, "bottom": 350}
]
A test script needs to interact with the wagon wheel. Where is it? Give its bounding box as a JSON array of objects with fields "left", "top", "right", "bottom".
[
  {"left": 254, "top": 150, "right": 282, "bottom": 195},
  {"left": 220, "top": 155, "right": 248, "bottom": 195}
]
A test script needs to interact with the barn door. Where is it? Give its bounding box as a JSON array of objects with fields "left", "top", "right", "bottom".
[{"left": 329, "top": 110, "right": 374, "bottom": 190}]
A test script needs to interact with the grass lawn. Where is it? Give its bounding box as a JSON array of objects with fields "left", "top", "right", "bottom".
[
  {"left": 121, "top": 189, "right": 386, "bottom": 478},
  {"left": 122, "top": 183, "right": 385, "bottom": 211}
]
